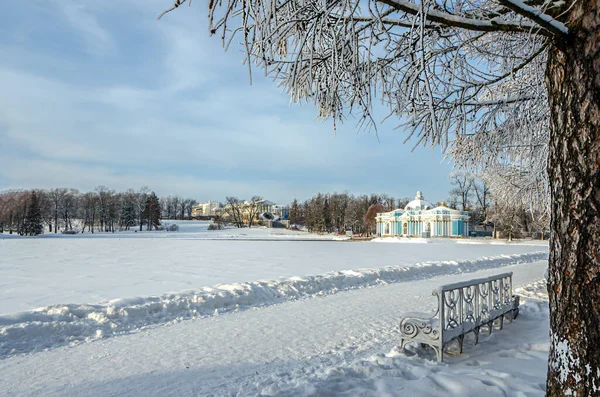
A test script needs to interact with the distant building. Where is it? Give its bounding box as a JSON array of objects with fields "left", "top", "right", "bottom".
[
  {"left": 218, "top": 199, "right": 278, "bottom": 224},
  {"left": 240, "top": 199, "right": 276, "bottom": 224},
  {"left": 191, "top": 201, "right": 220, "bottom": 218},
  {"left": 272, "top": 205, "right": 290, "bottom": 220},
  {"left": 376, "top": 191, "right": 469, "bottom": 238},
  {"left": 251, "top": 199, "right": 276, "bottom": 216}
]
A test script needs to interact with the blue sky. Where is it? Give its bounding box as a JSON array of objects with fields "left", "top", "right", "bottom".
[{"left": 0, "top": 1, "right": 455, "bottom": 204}]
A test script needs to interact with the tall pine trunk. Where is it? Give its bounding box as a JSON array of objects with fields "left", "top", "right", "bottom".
[{"left": 545, "top": 1, "right": 600, "bottom": 394}]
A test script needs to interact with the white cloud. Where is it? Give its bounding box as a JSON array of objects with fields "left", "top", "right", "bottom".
[
  {"left": 59, "top": 2, "right": 114, "bottom": 56},
  {"left": 0, "top": 0, "right": 454, "bottom": 203},
  {"left": 0, "top": 154, "right": 353, "bottom": 203}
]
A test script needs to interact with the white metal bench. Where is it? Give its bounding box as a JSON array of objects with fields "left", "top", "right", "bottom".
[{"left": 398, "top": 272, "right": 520, "bottom": 362}]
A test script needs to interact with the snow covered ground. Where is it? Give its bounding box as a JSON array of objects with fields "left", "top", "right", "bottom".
[
  {"left": 0, "top": 264, "right": 549, "bottom": 396},
  {"left": 0, "top": 221, "right": 546, "bottom": 314},
  {"left": 0, "top": 223, "right": 550, "bottom": 396}
]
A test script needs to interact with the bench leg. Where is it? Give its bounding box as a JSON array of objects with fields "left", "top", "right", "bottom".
[
  {"left": 498, "top": 315, "right": 504, "bottom": 330},
  {"left": 433, "top": 346, "right": 443, "bottom": 362},
  {"left": 488, "top": 321, "right": 493, "bottom": 335},
  {"left": 458, "top": 335, "right": 464, "bottom": 355},
  {"left": 474, "top": 327, "right": 480, "bottom": 345},
  {"left": 399, "top": 338, "right": 405, "bottom": 350}
]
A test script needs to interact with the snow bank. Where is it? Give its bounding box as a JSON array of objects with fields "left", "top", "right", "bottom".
[{"left": 0, "top": 251, "right": 547, "bottom": 357}]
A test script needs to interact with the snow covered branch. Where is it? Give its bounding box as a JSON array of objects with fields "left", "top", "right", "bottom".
[
  {"left": 378, "top": 0, "right": 552, "bottom": 36},
  {"left": 497, "top": 0, "right": 568, "bottom": 37},
  {"left": 160, "top": 0, "right": 552, "bottom": 211}
]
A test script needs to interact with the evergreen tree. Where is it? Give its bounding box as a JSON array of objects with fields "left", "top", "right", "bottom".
[
  {"left": 23, "top": 191, "right": 43, "bottom": 236},
  {"left": 322, "top": 196, "right": 332, "bottom": 233},
  {"left": 142, "top": 192, "right": 161, "bottom": 231},
  {"left": 121, "top": 200, "right": 137, "bottom": 230},
  {"left": 289, "top": 199, "right": 299, "bottom": 225}
]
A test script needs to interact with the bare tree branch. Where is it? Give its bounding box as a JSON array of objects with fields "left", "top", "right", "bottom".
[{"left": 157, "top": 0, "right": 188, "bottom": 20}]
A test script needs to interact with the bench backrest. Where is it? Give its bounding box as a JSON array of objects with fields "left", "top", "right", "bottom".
[{"left": 434, "top": 272, "right": 513, "bottom": 331}]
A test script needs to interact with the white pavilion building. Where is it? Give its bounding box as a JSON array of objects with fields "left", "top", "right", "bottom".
[{"left": 376, "top": 191, "right": 469, "bottom": 238}]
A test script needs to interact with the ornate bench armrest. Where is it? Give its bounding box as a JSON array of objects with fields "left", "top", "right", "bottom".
[{"left": 399, "top": 311, "right": 440, "bottom": 341}]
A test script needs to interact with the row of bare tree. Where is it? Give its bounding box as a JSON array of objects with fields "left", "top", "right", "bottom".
[
  {"left": 288, "top": 193, "right": 411, "bottom": 234},
  {"left": 219, "top": 196, "right": 265, "bottom": 228},
  {"left": 0, "top": 190, "right": 44, "bottom": 236},
  {"left": 0, "top": 186, "right": 196, "bottom": 235},
  {"left": 160, "top": 196, "right": 197, "bottom": 220}
]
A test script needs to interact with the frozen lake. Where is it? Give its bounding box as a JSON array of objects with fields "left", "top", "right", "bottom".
[{"left": 0, "top": 221, "right": 548, "bottom": 314}]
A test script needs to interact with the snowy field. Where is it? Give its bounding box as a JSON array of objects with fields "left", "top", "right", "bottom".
[
  {"left": 0, "top": 221, "right": 546, "bottom": 314},
  {"left": 0, "top": 221, "right": 551, "bottom": 396}
]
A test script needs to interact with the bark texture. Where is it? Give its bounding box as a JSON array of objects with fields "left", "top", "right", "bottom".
[{"left": 546, "top": 0, "right": 600, "bottom": 395}]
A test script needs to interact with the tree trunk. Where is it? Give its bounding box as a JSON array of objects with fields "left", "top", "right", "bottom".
[{"left": 545, "top": 2, "right": 600, "bottom": 394}]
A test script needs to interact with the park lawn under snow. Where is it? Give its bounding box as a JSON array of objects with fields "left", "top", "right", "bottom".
[{"left": 0, "top": 222, "right": 551, "bottom": 396}]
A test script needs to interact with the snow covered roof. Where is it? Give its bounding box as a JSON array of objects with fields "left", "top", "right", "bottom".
[
  {"left": 404, "top": 191, "right": 433, "bottom": 211},
  {"left": 432, "top": 204, "right": 467, "bottom": 215},
  {"left": 244, "top": 199, "right": 276, "bottom": 206}
]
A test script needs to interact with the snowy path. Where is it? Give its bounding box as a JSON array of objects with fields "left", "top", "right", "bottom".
[{"left": 0, "top": 260, "right": 548, "bottom": 396}]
